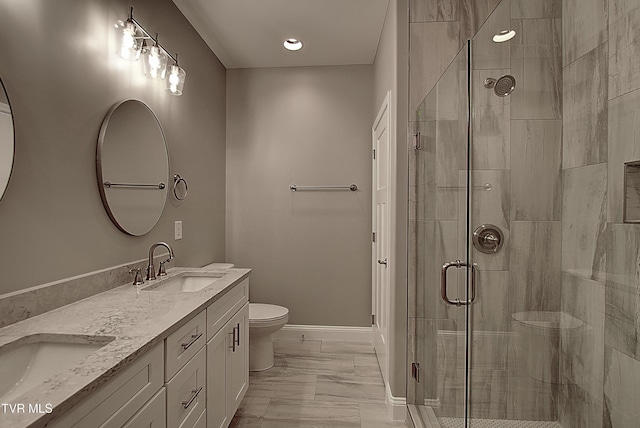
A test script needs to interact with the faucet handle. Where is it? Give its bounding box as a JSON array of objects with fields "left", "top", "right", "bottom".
[
  {"left": 158, "top": 261, "right": 167, "bottom": 277},
  {"left": 129, "top": 268, "right": 144, "bottom": 285}
]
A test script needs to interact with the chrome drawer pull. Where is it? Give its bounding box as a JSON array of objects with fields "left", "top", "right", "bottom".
[
  {"left": 181, "top": 333, "right": 202, "bottom": 350},
  {"left": 181, "top": 386, "right": 203, "bottom": 409},
  {"left": 229, "top": 327, "right": 236, "bottom": 352}
]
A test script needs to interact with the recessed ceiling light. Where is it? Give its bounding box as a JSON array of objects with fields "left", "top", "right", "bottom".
[
  {"left": 283, "top": 38, "right": 303, "bottom": 51},
  {"left": 493, "top": 29, "right": 516, "bottom": 43}
]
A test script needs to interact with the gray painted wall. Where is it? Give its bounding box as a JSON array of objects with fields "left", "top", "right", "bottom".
[
  {"left": 226, "top": 65, "right": 373, "bottom": 327},
  {"left": 0, "top": 0, "right": 227, "bottom": 295}
]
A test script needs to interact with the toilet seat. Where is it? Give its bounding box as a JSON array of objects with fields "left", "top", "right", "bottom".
[{"left": 249, "top": 303, "right": 288, "bottom": 324}]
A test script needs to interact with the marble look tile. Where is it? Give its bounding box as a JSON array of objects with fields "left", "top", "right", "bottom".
[
  {"left": 410, "top": 22, "right": 461, "bottom": 114},
  {"left": 563, "top": 43, "right": 609, "bottom": 169},
  {"left": 603, "top": 346, "right": 640, "bottom": 427},
  {"left": 562, "top": 163, "right": 607, "bottom": 281},
  {"left": 511, "top": 120, "right": 562, "bottom": 221},
  {"left": 511, "top": 0, "right": 562, "bottom": 19},
  {"left": 469, "top": 270, "right": 510, "bottom": 331},
  {"left": 315, "top": 374, "right": 386, "bottom": 403},
  {"left": 558, "top": 382, "right": 603, "bottom": 428},
  {"left": 261, "top": 399, "right": 361, "bottom": 427},
  {"left": 320, "top": 341, "right": 374, "bottom": 355},
  {"left": 245, "top": 378, "right": 317, "bottom": 401},
  {"left": 509, "top": 221, "right": 561, "bottom": 313},
  {"left": 278, "top": 354, "right": 356, "bottom": 376},
  {"left": 416, "top": 318, "right": 457, "bottom": 401},
  {"left": 505, "top": 366, "right": 558, "bottom": 420},
  {"left": 563, "top": 0, "right": 608, "bottom": 66},
  {"left": 468, "top": 0, "right": 510, "bottom": 70},
  {"left": 410, "top": 0, "right": 459, "bottom": 23},
  {"left": 608, "top": 88, "right": 640, "bottom": 223},
  {"left": 604, "top": 223, "right": 640, "bottom": 360},
  {"left": 472, "top": 69, "right": 511, "bottom": 170},
  {"left": 460, "top": 0, "right": 503, "bottom": 46},
  {"left": 274, "top": 339, "right": 322, "bottom": 355},
  {"left": 234, "top": 397, "right": 270, "bottom": 419},
  {"left": 229, "top": 416, "right": 263, "bottom": 428},
  {"left": 467, "top": 170, "right": 511, "bottom": 271},
  {"left": 410, "top": 219, "right": 435, "bottom": 319},
  {"left": 436, "top": 119, "right": 466, "bottom": 188},
  {"left": 354, "top": 355, "right": 382, "bottom": 379},
  {"left": 359, "top": 403, "right": 409, "bottom": 427},
  {"left": 510, "top": 43, "right": 563, "bottom": 120},
  {"left": 609, "top": 0, "right": 640, "bottom": 99},
  {"left": 560, "top": 272, "right": 605, "bottom": 399}
]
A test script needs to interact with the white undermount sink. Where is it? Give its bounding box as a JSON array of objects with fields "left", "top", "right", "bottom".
[
  {"left": 141, "top": 272, "right": 225, "bottom": 292},
  {"left": 0, "top": 334, "right": 114, "bottom": 403}
]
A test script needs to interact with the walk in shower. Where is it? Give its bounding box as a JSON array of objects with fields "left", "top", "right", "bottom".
[{"left": 407, "top": 0, "right": 636, "bottom": 426}]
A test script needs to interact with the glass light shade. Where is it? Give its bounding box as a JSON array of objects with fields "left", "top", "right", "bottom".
[
  {"left": 115, "top": 21, "right": 142, "bottom": 61},
  {"left": 142, "top": 45, "right": 168, "bottom": 80},
  {"left": 166, "top": 64, "right": 186, "bottom": 96}
]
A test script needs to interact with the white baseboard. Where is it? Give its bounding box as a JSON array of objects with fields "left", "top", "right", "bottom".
[
  {"left": 274, "top": 324, "right": 373, "bottom": 343},
  {"left": 386, "top": 383, "right": 408, "bottom": 421}
]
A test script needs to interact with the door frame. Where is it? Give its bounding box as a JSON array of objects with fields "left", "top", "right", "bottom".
[{"left": 372, "top": 90, "right": 395, "bottom": 397}]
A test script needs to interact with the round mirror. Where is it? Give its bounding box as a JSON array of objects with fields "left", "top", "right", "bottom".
[
  {"left": 97, "top": 100, "right": 169, "bottom": 236},
  {"left": 0, "top": 76, "right": 14, "bottom": 203}
]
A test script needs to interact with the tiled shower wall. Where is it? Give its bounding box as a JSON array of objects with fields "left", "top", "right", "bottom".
[
  {"left": 409, "top": 0, "right": 640, "bottom": 425},
  {"left": 408, "top": 0, "right": 564, "bottom": 419},
  {"left": 560, "top": 0, "right": 640, "bottom": 426}
]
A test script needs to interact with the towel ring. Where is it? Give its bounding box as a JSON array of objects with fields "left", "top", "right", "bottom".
[{"left": 173, "top": 174, "right": 188, "bottom": 201}]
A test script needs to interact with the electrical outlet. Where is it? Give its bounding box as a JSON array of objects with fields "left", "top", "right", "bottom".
[{"left": 174, "top": 221, "right": 183, "bottom": 240}]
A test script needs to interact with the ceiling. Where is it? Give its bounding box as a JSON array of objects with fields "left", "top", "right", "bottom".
[{"left": 171, "top": 0, "right": 390, "bottom": 69}]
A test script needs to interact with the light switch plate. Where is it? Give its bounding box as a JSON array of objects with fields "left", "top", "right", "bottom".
[{"left": 174, "top": 221, "right": 183, "bottom": 240}]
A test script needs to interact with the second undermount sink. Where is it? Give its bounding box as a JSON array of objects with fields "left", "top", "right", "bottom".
[
  {"left": 142, "top": 272, "right": 225, "bottom": 292},
  {"left": 0, "top": 334, "right": 114, "bottom": 403}
]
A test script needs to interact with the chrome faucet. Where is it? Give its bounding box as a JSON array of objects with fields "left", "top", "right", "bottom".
[{"left": 147, "top": 242, "right": 175, "bottom": 281}]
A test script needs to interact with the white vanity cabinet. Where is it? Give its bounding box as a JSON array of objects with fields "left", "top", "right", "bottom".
[
  {"left": 164, "top": 311, "right": 207, "bottom": 428},
  {"left": 48, "top": 276, "right": 249, "bottom": 428},
  {"left": 206, "top": 280, "right": 249, "bottom": 428},
  {"left": 50, "top": 342, "right": 165, "bottom": 428}
]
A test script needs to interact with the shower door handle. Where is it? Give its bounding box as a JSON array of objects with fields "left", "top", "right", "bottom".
[{"left": 440, "top": 260, "right": 476, "bottom": 306}]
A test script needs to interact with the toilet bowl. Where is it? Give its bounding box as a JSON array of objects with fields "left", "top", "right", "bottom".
[{"left": 249, "top": 303, "right": 288, "bottom": 371}]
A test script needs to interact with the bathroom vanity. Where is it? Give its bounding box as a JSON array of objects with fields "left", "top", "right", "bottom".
[{"left": 0, "top": 267, "right": 250, "bottom": 428}]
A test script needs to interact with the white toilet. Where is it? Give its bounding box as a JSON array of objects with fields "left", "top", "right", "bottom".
[{"left": 249, "top": 303, "right": 289, "bottom": 371}]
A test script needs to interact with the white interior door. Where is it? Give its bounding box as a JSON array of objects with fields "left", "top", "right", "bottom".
[{"left": 372, "top": 92, "right": 391, "bottom": 385}]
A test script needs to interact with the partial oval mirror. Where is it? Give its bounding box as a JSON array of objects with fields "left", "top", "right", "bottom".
[
  {"left": 97, "top": 100, "right": 169, "bottom": 236},
  {"left": 0, "top": 76, "right": 14, "bottom": 203}
]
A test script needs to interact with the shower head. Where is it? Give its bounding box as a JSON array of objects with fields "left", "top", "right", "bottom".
[{"left": 483, "top": 75, "right": 516, "bottom": 97}]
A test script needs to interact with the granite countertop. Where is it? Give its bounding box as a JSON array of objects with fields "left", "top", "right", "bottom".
[{"left": 0, "top": 267, "right": 251, "bottom": 428}]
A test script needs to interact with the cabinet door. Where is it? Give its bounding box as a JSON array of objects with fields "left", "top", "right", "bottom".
[
  {"left": 226, "top": 302, "right": 249, "bottom": 417},
  {"left": 166, "top": 347, "right": 206, "bottom": 428},
  {"left": 206, "top": 325, "right": 228, "bottom": 428},
  {"left": 122, "top": 388, "right": 166, "bottom": 428}
]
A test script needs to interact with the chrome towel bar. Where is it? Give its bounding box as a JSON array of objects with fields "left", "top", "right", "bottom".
[
  {"left": 290, "top": 184, "right": 358, "bottom": 192},
  {"left": 103, "top": 181, "right": 165, "bottom": 189}
]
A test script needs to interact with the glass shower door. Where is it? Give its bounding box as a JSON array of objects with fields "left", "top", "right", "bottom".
[
  {"left": 466, "top": 0, "right": 563, "bottom": 425},
  {"left": 408, "top": 42, "right": 473, "bottom": 425}
]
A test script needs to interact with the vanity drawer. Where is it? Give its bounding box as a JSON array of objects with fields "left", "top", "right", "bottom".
[
  {"left": 206, "top": 279, "right": 248, "bottom": 340},
  {"left": 166, "top": 310, "right": 206, "bottom": 381},
  {"left": 122, "top": 387, "right": 166, "bottom": 428},
  {"left": 167, "top": 346, "right": 206, "bottom": 428},
  {"left": 51, "top": 342, "right": 164, "bottom": 428}
]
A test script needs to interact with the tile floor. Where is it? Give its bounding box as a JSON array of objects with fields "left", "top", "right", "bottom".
[{"left": 229, "top": 338, "right": 409, "bottom": 427}]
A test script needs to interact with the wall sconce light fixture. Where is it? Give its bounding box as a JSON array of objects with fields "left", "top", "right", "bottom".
[{"left": 115, "top": 7, "right": 186, "bottom": 95}]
